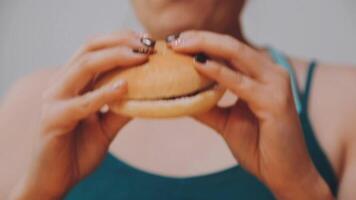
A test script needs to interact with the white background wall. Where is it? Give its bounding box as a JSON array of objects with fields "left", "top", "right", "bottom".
[{"left": 0, "top": 0, "right": 355, "bottom": 96}]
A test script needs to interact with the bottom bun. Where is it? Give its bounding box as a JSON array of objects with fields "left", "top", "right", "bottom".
[{"left": 110, "top": 85, "right": 225, "bottom": 118}]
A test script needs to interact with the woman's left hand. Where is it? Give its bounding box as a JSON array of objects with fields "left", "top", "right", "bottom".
[{"left": 169, "top": 31, "right": 333, "bottom": 200}]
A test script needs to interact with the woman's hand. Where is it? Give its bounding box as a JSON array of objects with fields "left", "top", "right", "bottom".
[
  {"left": 9, "top": 31, "right": 150, "bottom": 200},
  {"left": 169, "top": 31, "right": 333, "bottom": 200}
]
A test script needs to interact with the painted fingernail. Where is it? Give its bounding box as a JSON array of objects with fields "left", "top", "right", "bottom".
[
  {"left": 165, "top": 33, "right": 180, "bottom": 43},
  {"left": 140, "top": 37, "right": 156, "bottom": 48},
  {"left": 170, "top": 38, "right": 182, "bottom": 47},
  {"left": 111, "top": 80, "right": 125, "bottom": 91},
  {"left": 132, "top": 47, "right": 155, "bottom": 54},
  {"left": 132, "top": 48, "right": 140, "bottom": 53},
  {"left": 138, "top": 32, "right": 150, "bottom": 38},
  {"left": 194, "top": 53, "right": 209, "bottom": 64}
]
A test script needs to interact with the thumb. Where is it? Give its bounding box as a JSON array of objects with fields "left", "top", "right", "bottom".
[
  {"left": 192, "top": 106, "right": 230, "bottom": 135},
  {"left": 99, "top": 111, "right": 131, "bottom": 142}
]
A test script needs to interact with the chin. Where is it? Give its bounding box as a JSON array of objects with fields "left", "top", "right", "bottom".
[
  {"left": 134, "top": 2, "right": 212, "bottom": 39},
  {"left": 147, "top": 15, "right": 206, "bottom": 39},
  {"left": 149, "top": 23, "right": 200, "bottom": 39}
]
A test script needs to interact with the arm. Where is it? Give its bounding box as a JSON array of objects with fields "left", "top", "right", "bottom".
[
  {"left": 3, "top": 31, "right": 151, "bottom": 199},
  {"left": 169, "top": 30, "right": 334, "bottom": 199},
  {"left": 337, "top": 71, "right": 356, "bottom": 199},
  {"left": 0, "top": 70, "right": 54, "bottom": 198},
  {"left": 338, "top": 143, "right": 356, "bottom": 199}
]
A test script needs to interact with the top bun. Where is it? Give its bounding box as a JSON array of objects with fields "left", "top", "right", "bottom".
[{"left": 95, "top": 40, "right": 225, "bottom": 118}]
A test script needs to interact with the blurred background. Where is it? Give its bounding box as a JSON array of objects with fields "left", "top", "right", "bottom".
[{"left": 0, "top": 0, "right": 355, "bottom": 96}]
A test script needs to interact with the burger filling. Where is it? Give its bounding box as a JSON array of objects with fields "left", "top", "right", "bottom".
[
  {"left": 130, "top": 83, "right": 218, "bottom": 101},
  {"left": 160, "top": 83, "right": 218, "bottom": 100}
]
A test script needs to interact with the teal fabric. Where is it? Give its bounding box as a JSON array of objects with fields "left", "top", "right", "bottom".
[
  {"left": 268, "top": 47, "right": 302, "bottom": 113},
  {"left": 65, "top": 154, "right": 274, "bottom": 199},
  {"left": 65, "top": 48, "right": 338, "bottom": 199},
  {"left": 298, "top": 61, "right": 339, "bottom": 196}
]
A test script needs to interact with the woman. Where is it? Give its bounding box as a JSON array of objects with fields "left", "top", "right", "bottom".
[{"left": 2, "top": 0, "right": 356, "bottom": 199}]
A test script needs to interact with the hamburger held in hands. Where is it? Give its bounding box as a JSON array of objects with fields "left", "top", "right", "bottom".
[{"left": 95, "top": 38, "right": 225, "bottom": 118}]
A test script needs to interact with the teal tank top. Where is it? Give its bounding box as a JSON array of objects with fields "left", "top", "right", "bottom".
[{"left": 65, "top": 48, "right": 338, "bottom": 199}]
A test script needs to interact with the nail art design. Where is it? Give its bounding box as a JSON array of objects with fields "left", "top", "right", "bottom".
[
  {"left": 165, "top": 33, "right": 180, "bottom": 43},
  {"left": 138, "top": 32, "right": 150, "bottom": 39},
  {"left": 132, "top": 47, "right": 155, "bottom": 54},
  {"left": 194, "top": 53, "right": 209, "bottom": 64},
  {"left": 140, "top": 37, "right": 156, "bottom": 48},
  {"left": 172, "top": 38, "right": 181, "bottom": 46}
]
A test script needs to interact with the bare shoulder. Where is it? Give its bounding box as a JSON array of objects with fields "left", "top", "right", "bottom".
[
  {"left": 308, "top": 62, "right": 356, "bottom": 176},
  {"left": 315, "top": 63, "right": 356, "bottom": 197},
  {"left": 314, "top": 62, "right": 356, "bottom": 129},
  {"left": 0, "top": 68, "right": 57, "bottom": 120},
  {"left": 0, "top": 68, "right": 57, "bottom": 196}
]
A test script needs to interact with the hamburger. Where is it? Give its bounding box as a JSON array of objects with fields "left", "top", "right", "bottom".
[{"left": 95, "top": 40, "right": 225, "bottom": 118}]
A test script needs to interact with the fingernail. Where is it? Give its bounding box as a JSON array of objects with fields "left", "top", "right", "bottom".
[
  {"left": 132, "top": 49, "right": 140, "bottom": 53},
  {"left": 165, "top": 33, "right": 180, "bottom": 43},
  {"left": 194, "top": 53, "right": 209, "bottom": 64},
  {"left": 171, "top": 38, "right": 182, "bottom": 47},
  {"left": 111, "top": 80, "right": 125, "bottom": 91},
  {"left": 100, "top": 104, "right": 110, "bottom": 114},
  {"left": 132, "top": 47, "right": 155, "bottom": 54},
  {"left": 140, "top": 37, "right": 156, "bottom": 48},
  {"left": 138, "top": 32, "right": 150, "bottom": 38}
]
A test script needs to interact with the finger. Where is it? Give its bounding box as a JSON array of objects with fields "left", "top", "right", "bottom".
[
  {"left": 192, "top": 106, "right": 229, "bottom": 135},
  {"left": 194, "top": 59, "right": 259, "bottom": 103},
  {"left": 99, "top": 111, "right": 131, "bottom": 142},
  {"left": 57, "top": 46, "right": 148, "bottom": 97},
  {"left": 61, "top": 80, "right": 127, "bottom": 121},
  {"left": 193, "top": 101, "right": 258, "bottom": 155},
  {"left": 169, "top": 31, "right": 273, "bottom": 79}
]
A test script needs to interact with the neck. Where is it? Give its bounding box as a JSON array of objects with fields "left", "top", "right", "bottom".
[
  {"left": 226, "top": 19, "right": 249, "bottom": 45},
  {"left": 219, "top": 1, "right": 250, "bottom": 46},
  {"left": 224, "top": 12, "right": 267, "bottom": 58}
]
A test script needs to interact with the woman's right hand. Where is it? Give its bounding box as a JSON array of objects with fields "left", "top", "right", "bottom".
[{"left": 8, "top": 31, "right": 151, "bottom": 200}]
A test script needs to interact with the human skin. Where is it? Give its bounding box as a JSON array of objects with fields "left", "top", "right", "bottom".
[
  {"left": 7, "top": 31, "right": 150, "bottom": 199},
  {"left": 2, "top": 0, "right": 356, "bottom": 199},
  {"left": 169, "top": 31, "right": 332, "bottom": 199}
]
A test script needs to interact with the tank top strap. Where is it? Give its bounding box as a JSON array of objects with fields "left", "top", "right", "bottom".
[
  {"left": 300, "top": 61, "right": 317, "bottom": 114},
  {"left": 300, "top": 61, "right": 339, "bottom": 195},
  {"left": 267, "top": 47, "right": 302, "bottom": 113},
  {"left": 268, "top": 47, "right": 338, "bottom": 195}
]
